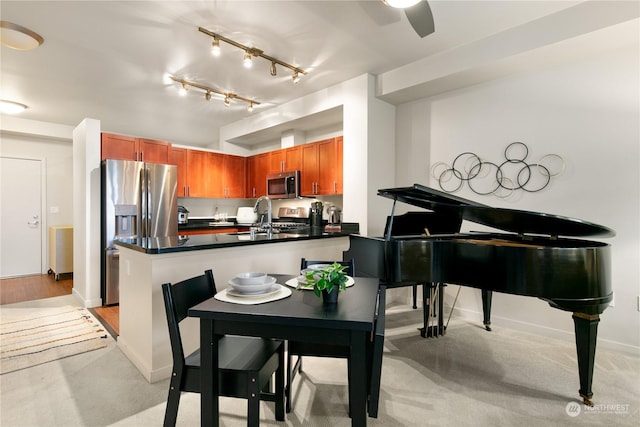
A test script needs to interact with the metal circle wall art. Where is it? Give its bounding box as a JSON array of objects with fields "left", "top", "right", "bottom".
[{"left": 431, "top": 142, "right": 565, "bottom": 197}]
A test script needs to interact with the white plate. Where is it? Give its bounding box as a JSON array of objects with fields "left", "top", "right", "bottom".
[
  {"left": 286, "top": 276, "right": 355, "bottom": 290},
  {"left": 226, "top": 284, "right": 281, "bottom": 298},
  {"left": 228, "top": 276, "right": 276, "bottom": 294}
]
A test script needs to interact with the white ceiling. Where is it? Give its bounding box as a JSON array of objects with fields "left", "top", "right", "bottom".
[{"left": 0, "top": 1, "right": 622, "bottom": 148}]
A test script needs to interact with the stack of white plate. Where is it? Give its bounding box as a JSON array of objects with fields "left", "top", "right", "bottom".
[{"left": 227, "top": 272, "right": 278, "bottom": 297}]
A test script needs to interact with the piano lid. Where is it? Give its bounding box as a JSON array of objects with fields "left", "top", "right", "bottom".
[{"left": 378, "top": 184, "right": 615, "bottom": 238}]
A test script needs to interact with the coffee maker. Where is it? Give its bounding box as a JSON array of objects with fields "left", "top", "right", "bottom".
[{"left": 309, "top": 201, "right": 323, "bottom": 228}]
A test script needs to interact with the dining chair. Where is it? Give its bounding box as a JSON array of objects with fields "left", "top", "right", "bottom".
[
  {"left": 161, "top": 269, "right": 285, "bottom": 427},
  {"left": 288, "top": 258, "right": 386, "bottom": 417}
]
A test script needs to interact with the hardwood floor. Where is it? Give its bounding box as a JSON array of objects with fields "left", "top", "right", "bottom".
[
  {"left": 0, "top": 273, "right": 119, "bottom": 336},
  {"left": 0, "top": 273, "right": 73, "bottom": 304}
]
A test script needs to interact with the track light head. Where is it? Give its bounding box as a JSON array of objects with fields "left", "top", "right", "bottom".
[
  {"left": 205, "top": 91, "right": 211, "bottom": 101},
  {"left": 211, "top": 37, "right": 221, "bottom": 56},
  {"left": 243, "top": 51, "right": 253, "bottom": 68},
  {"left": 179, "top": 82, "right": 188, "bottom": 96},
  {"left": 247, "top": 102, "right": 254, "bottom": 112},
  {"left": 292, "top": 71, "right": 300, "bottom": 84},
  {"left": 224, "top": 96, "right": 231, "bottom": 107},
  {"left": 270, "top": 62, "right": 277, "bottom": 77}
]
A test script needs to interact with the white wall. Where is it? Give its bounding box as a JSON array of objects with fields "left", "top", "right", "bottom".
[
  {"left": 0, "top": 122, "right": 74, "bottom": 275},
  {"left": 395, "top": 45, "right": 639, "bottom": 353}
]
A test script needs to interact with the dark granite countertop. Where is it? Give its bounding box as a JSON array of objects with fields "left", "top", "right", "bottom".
[{"left": 115, "top": 223, "right": 359, "bottom": 254}]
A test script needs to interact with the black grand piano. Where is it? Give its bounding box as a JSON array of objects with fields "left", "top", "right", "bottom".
[{"left": 344, "top": 184, "right": 614, "bottom": 406}]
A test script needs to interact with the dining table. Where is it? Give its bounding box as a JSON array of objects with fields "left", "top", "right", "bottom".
[{"left": 188, "top": 274, "right": 380, "bottom": 427}]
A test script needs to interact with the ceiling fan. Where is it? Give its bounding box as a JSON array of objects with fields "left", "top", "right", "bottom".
[{"left": 382, "top": 0, "right": 435, "bottom": 38}]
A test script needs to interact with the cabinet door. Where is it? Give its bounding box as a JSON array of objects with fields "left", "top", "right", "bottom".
[
  {"left": 270, "top": 149, "right": 285, "bottom": 173},
  {"left": 185, "top": 150, "right": 208, "bottom": 197},
  {"left": 169, "top": 147, "right": 187, "bottom": 197},
  {"left": 207, "top": 152, "right": 225, "bottom": 198},
  {"left": 317, "top": 139, "right": 338, "bottom": 195},
  {"left": 335, "top": 136, "right": 343, "bottom": 195},
  {"left": 300, "top": 143, "right": 319, "bottom": 196},
  {"left": 285, "top": 146, "right": 302, "bottom": 172},
  {"left": 101, "top": 133, "right": 137, "bottom": 161},
  {"left": 138, "top": 138, "right": 169, "bottom": 164},
  {"left": 223, "top": 155, "right": 246, "bottom": 198},
  {"left": 247, "top": 153, "right": 269, "bottom": 198}
]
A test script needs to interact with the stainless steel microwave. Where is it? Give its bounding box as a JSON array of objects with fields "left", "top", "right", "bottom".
[{"left": 267, "top": 170, "right": 300, "bottom": 199}]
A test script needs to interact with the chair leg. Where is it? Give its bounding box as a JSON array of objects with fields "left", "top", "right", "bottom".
[
  {"left": 163, "top": 375, "right": 182, "bottom": 427},
  {"left": 247, "top": 372, "right": 261, "bottom": 427},
  {"left": 286, "top": 349, "right": 293, "bottom": 413},
  {"left": 412, "top": 284, "right": 418, "bottom": 309},
  {"left": 275, "top": 345, "right": 285, "bottom": 421}
]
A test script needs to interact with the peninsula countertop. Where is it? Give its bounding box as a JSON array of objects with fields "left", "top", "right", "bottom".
[{"left": 114, "top": 223, "right": 358, "bottom": 254}]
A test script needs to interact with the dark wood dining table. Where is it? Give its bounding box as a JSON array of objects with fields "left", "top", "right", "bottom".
[{"left": 188, "top": 274, "right": 380, "bottom": 427}]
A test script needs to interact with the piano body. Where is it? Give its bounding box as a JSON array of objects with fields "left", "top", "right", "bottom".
[{"left": 344, "top": 184, "right": 614, "bottom": 405}]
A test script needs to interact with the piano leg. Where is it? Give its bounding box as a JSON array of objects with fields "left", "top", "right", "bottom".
[
  {"left": 481, "top": 290, "right": 492, "bottom": 331},
  {"left": 420, "top": 283, "right": 446, "bottom": 338},
  {"left": 572, "top": 312, "right": 600, "bottom": 406}
]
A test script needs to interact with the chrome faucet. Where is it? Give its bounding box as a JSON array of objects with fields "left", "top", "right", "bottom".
[{"left": 253, "top": 196, "right": 272, "bottom": 234}]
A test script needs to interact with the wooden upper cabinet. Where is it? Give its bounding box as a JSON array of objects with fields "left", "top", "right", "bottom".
[
  {"left": 284, "top": 146, "right": 302, "bottom": 172},
  {"left": 270, "top": 149, "right": 285, "bottom": 174},
  {"left": 247, "top": 153, "right": 269, "bottom": 198},
  {"left": 335, "top": 136, "right": 343, "bottom": 195},
  {"left": 222, "top": 154, "right": 246, "bottom": 198},
  {"left": 169, "top": 147, "right": 187, "bottom": 197},
  {"left": 206, "top": 152, "right": 225, "bottom": 198},
  {"left": 185, "top": 149, "right": 208, "bottom": 197},
  {"left": 101, "top": 133, "right": 137, "bottom": 161},
  {"left": 101, "top": 132, "right": 169, "bottom": 163},
  {"left": 137, "top": 138, "right": 170, "bottom": 163},
  {"left": 300, "top": 138, "right": 342, "bottom": 196}
]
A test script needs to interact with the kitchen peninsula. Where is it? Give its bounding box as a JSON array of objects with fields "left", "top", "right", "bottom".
[{"left": 114, "top": 226, "right": 356, "bottom": 383}]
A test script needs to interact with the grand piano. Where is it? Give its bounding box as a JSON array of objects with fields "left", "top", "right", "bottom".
[{"left": 344, "top": 184, "right": 614, "bottom": 405}]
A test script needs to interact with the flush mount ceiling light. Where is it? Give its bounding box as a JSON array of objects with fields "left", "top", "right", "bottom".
[
  {"left": 170, "top": 76, "right": 260, "bottom": 112},
  {"left": 198, "top": 27, "right": 308, "bottom": 83},
  {"left": 382, "top": 0, "right": 421, "bottom": 8},
  {"left": 0, "top": 21, "right": 44, "bottom": 50},
  {"left": 0, "top": 99, "right": 28, "bottom": 114}
]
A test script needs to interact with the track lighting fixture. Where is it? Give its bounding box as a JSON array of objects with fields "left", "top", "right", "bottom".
[
  {"left": 170, "top": 76, "right": 260, "bottom": 111},
  {"left": 198, "top": 27, "right": 307, "bottom": 83}
]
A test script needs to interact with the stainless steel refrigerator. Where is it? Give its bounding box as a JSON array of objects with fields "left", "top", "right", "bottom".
[{"left": 101, "top": 159, "right": 178, "bottom": 305}]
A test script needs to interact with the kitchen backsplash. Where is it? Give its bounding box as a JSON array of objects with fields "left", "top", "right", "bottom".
[{"left": 179, "top": 195, "right": 342, "bottom": 220}]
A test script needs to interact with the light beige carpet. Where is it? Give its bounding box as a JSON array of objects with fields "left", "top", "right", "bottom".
[{"left": 0, "top": 305, "right": 108, "bottom": 374}]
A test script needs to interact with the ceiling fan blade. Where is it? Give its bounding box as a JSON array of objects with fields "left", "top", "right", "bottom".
[{"left": 404, "top": 1, "right": 435, "bottom": 38}]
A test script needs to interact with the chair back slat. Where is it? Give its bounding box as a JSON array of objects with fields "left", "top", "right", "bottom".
[{"left": 300, "top": 258, "right": 355, "bottom": 276}]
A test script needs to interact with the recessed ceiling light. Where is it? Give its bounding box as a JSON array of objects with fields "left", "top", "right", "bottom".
[
  {"left": 0, "top": 21, "right": 44, "bottom": 50},
  {"left": 0, "top": 100, "right": 28, "bottom": 114},
  {"left": 382, "top": 0, "right": 421, "bottom": 8}
]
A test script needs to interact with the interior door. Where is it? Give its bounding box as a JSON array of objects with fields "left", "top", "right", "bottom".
[{"left": 0, "top": 157, "right": 43, "bottom": 278}]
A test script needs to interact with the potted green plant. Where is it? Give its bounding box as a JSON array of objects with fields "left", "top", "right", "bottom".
[{"left": 303, "top": 262, "right": 349, "bottom": 304}]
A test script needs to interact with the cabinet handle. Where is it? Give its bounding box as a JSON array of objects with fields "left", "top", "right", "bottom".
[
  {"left": 334, "top": 181, "right": 337, "bottom": 193},
  {"left": 140, "top": 152, "right": 144, "bottom": 162}
]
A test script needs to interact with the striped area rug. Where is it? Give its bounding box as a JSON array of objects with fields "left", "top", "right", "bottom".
[{"left": 0, "top": 305, "right": 108, "bottom": 374}]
